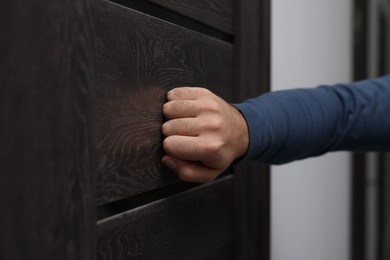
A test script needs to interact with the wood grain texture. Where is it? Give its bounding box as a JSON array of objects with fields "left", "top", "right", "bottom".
[
  {"left": 94, "top": 0, "right": 233, "bottom": 205},
  {"left": 97, "top": 176, "right": 233, "bottom": 260},
  {"left": 144, "top": 0, "right": 233, "bottom": 34},
  {"left": 233, "top": 0, "right": 271, "bottom": 259},
  {"left": 0, "top": 0, "right": 96, "bottom": 259}
]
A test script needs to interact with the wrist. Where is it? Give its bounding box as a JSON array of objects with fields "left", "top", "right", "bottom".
[{"left": 230, "top": 105, "right": 249, "bottom": 160}]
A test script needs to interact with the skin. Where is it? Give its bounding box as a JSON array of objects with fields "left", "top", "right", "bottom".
[{"left": 162, "top": 87, "right": 249, "bottom": 183}]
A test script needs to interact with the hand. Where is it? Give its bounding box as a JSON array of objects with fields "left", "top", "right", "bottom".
[{"left": 162, "top": 87, "right": 249, "bottom": 183}]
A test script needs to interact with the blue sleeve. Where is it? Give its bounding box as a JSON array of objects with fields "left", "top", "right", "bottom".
[{"left": 233, "top": 75, "right": 390, "bottom": 164}]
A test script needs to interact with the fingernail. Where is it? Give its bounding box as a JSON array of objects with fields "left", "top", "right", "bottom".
[{"left": 164, "top": 158, "right": 177, "bottom": 170}]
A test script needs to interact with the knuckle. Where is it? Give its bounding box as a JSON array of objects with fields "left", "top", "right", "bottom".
[
  {"left": 199, "top": 120, "right": 210, "bottom": 130},
  {"left": 177, "top": 119, "right": 188, "bottom": 131},
  {"left": 167, "top": 89, "right": 179, "bottom": 100},
  {"left": 168, "top": 87, "right": 190, "bottom": 100},
  {"left": 161, "top": 122, "right": 170, "bottom": 136},
  {"left": 209, "top": 101, "right": 221, "bottom": 113},
  {"left": 206, "top": 100, "right": 220, "bottom": 113},
  {"left": 214, "top": 117, "right": 224, "bottom": 129},
  {"left": 163, "top": 102, "right": 172, "bottom": 116},
  {"left": 197, "top": 99, "right": 219, "bottom": 114},
  {"left": 196, "top": 88, "right": 211, "bottom": 96},
  {"left": 175, "top": 101, "right": 190, "bottom": 113},
  {"left": 162, "top": 138, "right": 169, "bottom": 150},
  {"left": 204, "top": 117, "right": 223, "bottom": 130},
  {"left": 163, "top": 137, "right": 173, "bottom": 152},
  {"left": 204, "top": 140, "right": 225, "bottom": 155}
]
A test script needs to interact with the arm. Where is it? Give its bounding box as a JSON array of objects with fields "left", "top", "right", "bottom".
[
  {"left": 162, "top": 75, "right": 390, "bottom": 182},
  {"left": 235, "top": 74, "right": 390, "bottom": 164}
]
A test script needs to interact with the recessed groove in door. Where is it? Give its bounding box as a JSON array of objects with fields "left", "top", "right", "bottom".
[
  {"left": 144, "top": 0, "right": 233, "bottom": 34},
  {"left": 106, "top": 0, "right": 234, "bottom": 43},
  {"left": 96, "top": 170, "right": 233, "bottom": 221},
  {"left": 97, "top": 182, "right": 199, "bottom": 220},
  {"left": 97, "top": 176, "right": 233, "bottom": 259}
]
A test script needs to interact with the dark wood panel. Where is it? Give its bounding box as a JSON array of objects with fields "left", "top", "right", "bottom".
[
  {"left": 0, "top": 0, "right": 96, "bottom": 259},
  {"left": 97, "top": 176, "right": 233, "bottom": 260},
  {"left": 144, "top": 0, "right": 233, "bottom": 34},
  {"left": 108, "top": 0, "right": 233, "bottom": 43},
  {"left": 94, "top": 0, "right": 233, "bottom": 205},
  {"left": 233, "top": 0, "right": 271, "bottom": 259}
]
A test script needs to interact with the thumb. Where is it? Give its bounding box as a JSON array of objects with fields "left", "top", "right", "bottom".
[{"left": 162, "top": 155, "right": 221, "bottom": 183}]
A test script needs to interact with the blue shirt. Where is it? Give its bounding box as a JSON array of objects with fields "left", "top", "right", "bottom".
[{"left": 234, "top": 75, "right": 390, "bottom": 164}]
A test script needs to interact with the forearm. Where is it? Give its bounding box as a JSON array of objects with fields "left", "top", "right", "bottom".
[{"left": 234, "top": 75, "right": 390, "bottom": 164}]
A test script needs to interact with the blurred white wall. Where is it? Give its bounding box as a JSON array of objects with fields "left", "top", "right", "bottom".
[{"left": 271, "top": 1, "right": 352, "bottom": 260}]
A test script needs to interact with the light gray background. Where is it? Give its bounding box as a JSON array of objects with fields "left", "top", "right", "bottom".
[{"left": 271, "top": 0, "right": 352, "bottom": 259}]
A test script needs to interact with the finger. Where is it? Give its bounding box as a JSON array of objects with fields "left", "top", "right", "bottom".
[
  {"left": 163, "top": 135, "right": 203, "bottom": 161},
  {"left": 167, "top": 87, "right": 211, "bottom": 101},
  {"left": 162, "top": 118, "right": 200, "bottom": 137},
  {"left": 162, "top": 155, "right": 220, "bottom": 183},
  {"left": 163, "top": 100, "right": 198, "bottom": 119}
]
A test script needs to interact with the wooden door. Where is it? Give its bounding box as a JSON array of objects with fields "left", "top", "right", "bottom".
[
  {"left": 1, "top": 0, "right": 270, "bottom": 259},
  {"left": 1, "top": 0, "right": 96, "bottom": 259}
]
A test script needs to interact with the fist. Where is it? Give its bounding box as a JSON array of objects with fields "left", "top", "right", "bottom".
[{"left": 162, "top": 87, "right": 249, "bottom": 183}]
